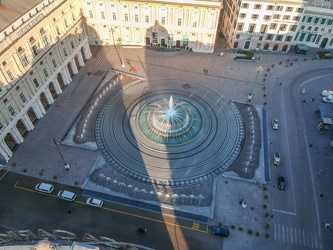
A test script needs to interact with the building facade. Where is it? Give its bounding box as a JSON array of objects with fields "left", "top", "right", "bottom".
[
  {"left": 0, "top": 0, "right": 92, "bottom": 162},
  {"left": 81, "top": 0, "right": 222, "bottom": 52},
  {"left": 223, "top": 0, "right": 333, "bottom": 52}
]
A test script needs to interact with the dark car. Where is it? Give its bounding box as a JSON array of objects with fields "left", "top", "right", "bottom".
[
  {"left": 212, "top": 227, "right": 229, "bottom": 237},
  {"left": 278, "top": 176, "right": 286, "bottom": 190}
]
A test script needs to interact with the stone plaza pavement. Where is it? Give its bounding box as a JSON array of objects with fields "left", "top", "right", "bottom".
[{"left": 6, "top": 40, "right": 331, "bottom": 248}]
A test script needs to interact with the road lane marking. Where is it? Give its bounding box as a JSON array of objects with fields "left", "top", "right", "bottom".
[
  {"left": 0, "top": 165, "right": 11, "bottom": 181},
  {"left": 273, "top": 208, "right": 296, "bottom": 216},
  {"left": 14, "top": 181, "right": 208, "bottom": 233}
]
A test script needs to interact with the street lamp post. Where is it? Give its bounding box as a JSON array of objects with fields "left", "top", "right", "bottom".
[
  {"left": 53, "top": 139, "right": 70, "bottom": 171},
  {"left": 117, "top": 37, "right": 125, "bottom": 68}
]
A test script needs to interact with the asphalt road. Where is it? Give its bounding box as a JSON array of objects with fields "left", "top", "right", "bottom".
[
  {"left": 267, "top": 64, "right": 333, "bottom": 249},
  {"left": 0, "top": 171, "right": 226, "bottom": 249}
]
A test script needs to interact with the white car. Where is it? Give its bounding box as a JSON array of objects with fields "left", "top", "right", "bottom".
[
  {"left": 57, "top": 190, "right": 76, "bottom": 202},
  {"left": 322, "top": 90, "right": 333, "bottom": 97},
  {"left": 35, "top": 183, "right": 54, "bottom": 194},
  {"left": 323, "top": 95, "right": 333, "bottom": 103},
  {"left": 86, "top": 198, "right": 103, "bottom": 207},
  {"left": 272, "top": 119, "right": 278, "bottom": 130}
]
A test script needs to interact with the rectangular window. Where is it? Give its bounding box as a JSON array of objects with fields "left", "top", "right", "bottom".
[
  {"left": 7, "top": 70, "right": 14, "bottom": 80},
  {"left": 251, "top": 14, "right": 258, "bottom": 20},
  {"left": 259, "top": 36, "right": 264, "bottom": 41},
  {"left": 192, "top": 20, "right": 197, "bottom": 27},
  {"left": 236, "top": 34, "right": 240, "bottom": 38},
  {"left": 124, "top": 14, "right": 128, "bottom": 22},
  {"left": 315, "top": 35, "right": 321, "bottom": 44},
  {"left": 283, "top": 15, "right": 290, "bottom": 20},
  {"left": 237, "top": 23, "right": 244, "bottom": 31},
  {"left": 19, "top": 93, "right": 27, "bottom": 103},
  {"left": 328, "top": 20, "right": 333, "bottom": 25},
  {"left": 273, "top": 14, "right": 280, "bottom": 19},
  {"left": 145, "top": 15, "right": 149, "bottom": 23},
  {"left": 279, "top": 24, "right": 287, "bottom": 31},
  {"left": 42, "top": 36, "right": 49, "bottom": 46},
  {"left": 300, "top": 26, "right": 305, "bottom": 30},
  {"left": 7, "top": 105, "right": 15, "bottom": 116},
  {"left": 266, "top": 5, "right": 274, "bottom": 10},
  {"left": 33, "top": 78, "right": 39, "bottom": 88},
  {"left": 260, "top": 24, "right": 268, "bottom": 33},
  {"left": 276, "top": 35, "right": 283, "bottom": 41},
  {"left": 0, "top": 123, "right": 3, "bottom": 130},
  {"left": 285, "top": 36, "right": 293, "bottom": 42},
  {"left": 241, "top": 3, "right": 249, "bottom": 8},
  {"left": 314, "top": 27, "right": 318, "bottom": 31},
  {"left": 264, "top": 15, "right": 270, "bottom": 21},
  {"left": 314, "top": 18, "right": 319, "bottom": 24},
  {"left": 306, "top": 34, "right": 313, "bottom": 42},
  {"left": 240, "top": 13, "right": 246, "bottom": 19},
  {"left": 52, "top": 59, "right": 57, "bottom": 68},
  {"left": 254, "top": 4, "right": 261, "bottom": 10},
  {"left": 269, "top": 23, "right": 277, "bottom": 30},
  {"left": 135, "top": 14, "right": 139, "bottom": 22},
  {"left": 89, "top": 11, "right": 93, "bottom": 18},
  {"left": 296, "top": 8, "right": 304, "bottom": 13},
  {"left": 63, "top": 48, "right": 67, "bottom": 57},
  {"left": 43, "top": 68, "right": 48, "bottom": 77},
  {"left": 112, "top": 13, "right": 117, "bottom": 20},
  {"left": 307, "top": 26, "right": 312, "bottom": 31},
  {"left": 286, "top": 7, "right": 293, "bottom": 12},
  {"left": 293, "top": 16, "right": 300, "bottom": 21},
  {"left": 161, "top": 17, "right": 165, "bottom": 25},
  {"left": 178, "top": 18, "right": 182, "bottom": 26},
  {"left": 266, "top": 34, "right": 273, "bottom": 40},
  {"left": 289, "top": 25, "right": 297, "bottom": 31},
  {"left": 248, "top": 24, "right": 256, "bottom": 33},
  {"left": 329, "top": 37, "right": 333, "bottom": 46},
  {"left": 307, "top": 17, "right": 312, "bottom": 23},
  {"left": 21, "top": 54, "right": 29, "bottom": 66},
  {"left": 101, "top": 12, "right": 105, "bottom": 20},
  {"left": 275, "top": 6, "right": 283, "bottom": 11}
]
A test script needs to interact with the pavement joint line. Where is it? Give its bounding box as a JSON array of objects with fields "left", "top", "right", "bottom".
[
  {"left": 273, "top": 208, "right": 296, "bottom": 216},
  {"left": 0, "top": 165, "right": 10, "bottom": 180}
]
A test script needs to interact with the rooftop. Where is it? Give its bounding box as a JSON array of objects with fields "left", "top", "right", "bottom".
[{"left": 0, "top": 0, "right": 44, "bottom": 32}]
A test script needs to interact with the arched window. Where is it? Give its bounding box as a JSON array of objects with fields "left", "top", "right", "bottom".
[
  {"left": 263, "top": 43, "right": 269, "bottom": 50},
  {"left": 40, "top": 28, "right": 46, "bottom": 35},
  {"left": 29, "top": 36, "right": 36, "bottom": 44},
  {"left": 18, "top": 47, "right": 24, "bottom": 54},
  {"left": 273, "top": 44, "right": 279, "bottom": 51}
]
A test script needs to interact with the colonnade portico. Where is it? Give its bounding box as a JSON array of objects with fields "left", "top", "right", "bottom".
[{"left": 0, "top": 40, "right": 92, "bottom": 162}]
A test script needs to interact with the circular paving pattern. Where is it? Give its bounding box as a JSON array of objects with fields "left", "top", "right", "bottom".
[{"left": 95, "top": 79, "right": 245, "bottom": 186}]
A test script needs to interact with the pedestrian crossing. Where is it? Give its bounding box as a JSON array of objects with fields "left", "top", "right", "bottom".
[{"left": 274, "top": 224, "right": 323, "bottom": 249}]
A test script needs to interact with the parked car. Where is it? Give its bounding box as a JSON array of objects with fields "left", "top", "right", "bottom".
[
  {"left": 212, "top": 227, "right": 229, "bottom": 237},
  {"left": 323, "top": 95, "right": 333, "bottom": 103},
  {"left": 57, "top": 190, "right": 76, "bottom": 202},
  {"left": 273, "top": 153, "right": 281, "bottom": 165},
  {"left": 35, "top": 183, "right": 54, "bottom": 194},
  {"left": 86, "top": 198, "right": 103, "bottom": 207},
  {"left": 272, "top": 119, "right": 278, "bottom": 130},
  {"left": 278, "top": 176, "right": 286, "bottom": 190},
  {"left": 321, "top": 90, "right": 333, "bottom": 97}
]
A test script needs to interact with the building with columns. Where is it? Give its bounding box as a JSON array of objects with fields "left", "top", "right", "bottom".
[
  {"left": 81, "top": 0, "right": 223, "bottom": 52},
  {"left": 0, "top": 0, "right": 92, "bottom": 162}
]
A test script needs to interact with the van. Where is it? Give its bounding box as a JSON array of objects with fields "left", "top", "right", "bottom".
[
  {"left": 57, "top": 190, "right": 76, "bottom": 202},
  {"left": 35, "top": 183, "right": 54, "bottom": 194}
]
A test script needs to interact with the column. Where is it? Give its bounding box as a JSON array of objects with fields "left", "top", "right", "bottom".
[
  {"left": 32, "top": 101, "right": 43, "bottom": 119},
  {"left": 83, "top": 42, "right": 92, "bottom": 59},
  {"left": 77, "top": 51, "right": 85, "bottom": 67},
  {"left": 10, "top": 127, "right": 24, "bottom": 144},
  {"left": 71, "top": 58, "right": 79, "bottom": 74},
  {"left": 0, "top": 141, "right": 12, "bottom": 162},
  {"left": 35, "top": 98, "right": 46, "bottom": 116},
  {"left": 22, "top": 114, "right": 34, "bottom": 131},
  {"left": 53, "top": 78, "right": 63, "bottom": 94},
  {"left": 44, "top": 87, "right": 55, "bottom": 105},
  {"left": 63, "top": 67, "right": 72, "bottom": 85}
]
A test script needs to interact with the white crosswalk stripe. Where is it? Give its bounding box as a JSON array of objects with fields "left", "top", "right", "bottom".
[{"left": 274, "top": 224, "right": 323, "bottom": 249}]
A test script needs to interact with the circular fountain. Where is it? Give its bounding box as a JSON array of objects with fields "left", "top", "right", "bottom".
[
  {"left": 95, "top": 80, "right": 244, "bottom": 185},
  {"left": 137, "top": 95, "right": 203, "bottom": 145}
]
